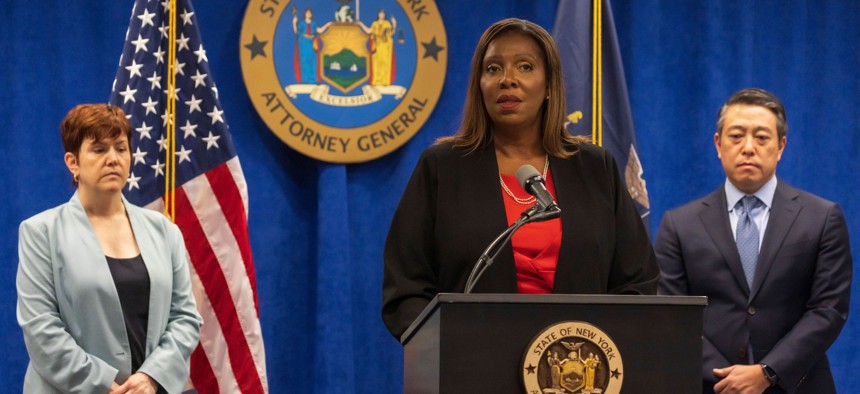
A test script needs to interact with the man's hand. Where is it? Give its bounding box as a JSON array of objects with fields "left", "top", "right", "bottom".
[
  {"left": 108, "top": 372, "right": 158, "bottom": 394},
  {"left": 713, "top": 365, "right": 770, "bottom": 394}
]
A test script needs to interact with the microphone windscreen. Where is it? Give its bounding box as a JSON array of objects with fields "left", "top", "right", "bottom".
[{"left": 516, "top": 164, "right": 542, "bottom": 189}]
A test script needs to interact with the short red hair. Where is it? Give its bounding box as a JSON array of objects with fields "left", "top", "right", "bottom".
[{"left": 61, "top": 104, "right": 132, "bottom": 155}]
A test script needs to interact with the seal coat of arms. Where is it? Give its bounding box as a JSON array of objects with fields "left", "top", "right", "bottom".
[
  {"left": 240, "top": 0, "right": 447, "bottom": 163},
  {"left": 522, "top": 321, "right": 624, "bottom": 394}
]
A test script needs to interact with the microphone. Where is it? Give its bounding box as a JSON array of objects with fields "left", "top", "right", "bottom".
[
  {"left": 516, "top": 164, "right": 558, "bottom": 211},
  {"left": 463, "top": 164, "right": 562, "bottom": 293}
]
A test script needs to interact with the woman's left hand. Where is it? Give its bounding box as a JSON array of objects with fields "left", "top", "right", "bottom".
[{"left": 109, "top": 372, "right": 158, "bottom": 394}]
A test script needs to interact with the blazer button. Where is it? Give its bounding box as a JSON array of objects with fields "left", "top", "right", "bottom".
[
  {"left": 737, "top": 348, "right": 748, "bottom": 360},
  {"left": 748, "top": 306, "right": 756, "bottom": 315}
]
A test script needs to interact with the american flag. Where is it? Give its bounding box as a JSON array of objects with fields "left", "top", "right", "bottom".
[{"left": 109, "top": 0, "right": 268, "bottom": 392}]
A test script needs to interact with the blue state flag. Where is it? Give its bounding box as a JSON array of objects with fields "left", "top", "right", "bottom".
[{"left": 553, "top": 0, "right": 650, "bottom": 227}]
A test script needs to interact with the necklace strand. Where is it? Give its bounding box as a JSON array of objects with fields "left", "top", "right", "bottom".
[{"left": 499, "top": 155, "right": 549, "bottom": 205}]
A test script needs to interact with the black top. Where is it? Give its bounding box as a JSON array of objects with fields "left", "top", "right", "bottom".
[
  {"left": 106, "top": 254, "right": 150, "bottom": 373},
  {"left": 382, "top": 142, "right": 659, "bottom": 339}
]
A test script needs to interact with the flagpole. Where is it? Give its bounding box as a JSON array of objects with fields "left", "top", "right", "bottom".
[
  {"left": 590, "top": 0, "right": 604, "bottom": 146},
  {"left": 591, "top": 0, "right": 597, "bottom": 145},
  {"left": 597, "top": 0, "right": 603, "bottom": 147},
  {"left": 166, "top": 0, "right": 178, "bottom": 221}
]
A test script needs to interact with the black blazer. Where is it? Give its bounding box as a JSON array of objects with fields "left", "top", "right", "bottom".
[
  {"left": 655, "top": 180, "right": 852, "bottom": 394},
  {"left": 382, "top": 141, "right": 658, "bottom": 339}
]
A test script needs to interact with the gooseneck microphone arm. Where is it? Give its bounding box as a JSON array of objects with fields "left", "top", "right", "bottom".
[
  {"left": 463, "top": 164, "right": 562, "bottom": 294},
  {"left": 464, "top": 203, "right": 561, "bottom": 294},
  {"left": 464, "top": 207, "right": 534, "bottom": 294}
]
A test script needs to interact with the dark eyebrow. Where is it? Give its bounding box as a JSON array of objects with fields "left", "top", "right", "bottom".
[{"left": 484, "top": 52, "right": 538, "bottom": 62}]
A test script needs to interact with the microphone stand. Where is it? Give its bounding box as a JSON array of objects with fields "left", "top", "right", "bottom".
[{"left": 464, "top": 204, "right": 561, "bottom": 294}]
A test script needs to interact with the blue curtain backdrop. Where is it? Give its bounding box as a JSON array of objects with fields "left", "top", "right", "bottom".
[{"left": 1, "top": 1, "right": 858, "bottom": 392}]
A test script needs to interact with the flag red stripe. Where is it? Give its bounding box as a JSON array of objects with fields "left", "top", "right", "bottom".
[
  {"left": 205, "top": 163, "right": 260, "bottom": 316},
  {"left": 174, "top": 187, "right": 266, "bottom": 393},
  {"left": 189, "top": 345, "right": 219, "bottom": 393}
]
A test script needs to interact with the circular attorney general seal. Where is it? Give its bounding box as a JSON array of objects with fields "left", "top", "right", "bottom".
[
  {"left": 240, "top": 0, "right": 447, "bottom": 163},
  {"left": 522, "top": 321, "right": 623, "bottom": 394}
]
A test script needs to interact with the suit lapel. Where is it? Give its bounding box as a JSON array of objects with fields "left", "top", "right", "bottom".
[
  {"left": 549, "top": 149, "right": 613, "bottom": 294},
  {"left": 68, "top": 193, "right": 119, "bottom": 290},
  {"left": 124, "top": 197, "right": 157, "bottom": 280},
  {"left": 750, "top": 181, "right": 801, "bottom": 300},
  {"left": 551, "top": 153, "right": 586, "bottom": 293},
  {"left": 66, "top": 193, "right": 127, "bottom": 344},
  {"left": 124, "top": 198, "right": 167, "bottom": 351},
  {"left": 698, "top": 189, "right": 751, "bottom": 296},
  {"left": 469, "top": 144, "right": 519, "bottom": 293}
]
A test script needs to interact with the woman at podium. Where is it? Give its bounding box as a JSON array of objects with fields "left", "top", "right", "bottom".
[{"left": 382, "top": 19, "right": 658, "bottom": 339}]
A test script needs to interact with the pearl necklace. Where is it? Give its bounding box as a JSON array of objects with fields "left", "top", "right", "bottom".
[{"left": 499, "top": 155, "right": 549, "bottom": 205}]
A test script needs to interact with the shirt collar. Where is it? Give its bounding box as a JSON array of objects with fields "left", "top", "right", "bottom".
[{"left": 724, "top": 176, "right": 777, "bottom": 212}]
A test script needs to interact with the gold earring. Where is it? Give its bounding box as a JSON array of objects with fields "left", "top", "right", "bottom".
[{"left": 73, "top": 173, "right": 79, "bottom": 184}]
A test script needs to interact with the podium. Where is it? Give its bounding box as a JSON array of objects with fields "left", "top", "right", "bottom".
[{"left": 401, "top": 293, "right": 706, "bottom": 393}]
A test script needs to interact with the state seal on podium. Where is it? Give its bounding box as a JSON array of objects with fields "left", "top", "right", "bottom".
[{"left": 522, "top": 321, "right": 624, "bottom": 394}]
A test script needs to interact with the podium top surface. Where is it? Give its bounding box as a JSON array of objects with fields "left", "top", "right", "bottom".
[{"left": 401, "top": 293, "right": 707, "bottom": 343}]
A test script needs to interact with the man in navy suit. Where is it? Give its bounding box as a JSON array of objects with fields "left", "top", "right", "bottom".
[{"left": 655, "top": 88, "right": 852, "bottom": 394}]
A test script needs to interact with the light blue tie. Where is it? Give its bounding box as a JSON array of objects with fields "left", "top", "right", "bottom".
[{"left": 735, "top": 196, "right": 761, "bottom": 288}]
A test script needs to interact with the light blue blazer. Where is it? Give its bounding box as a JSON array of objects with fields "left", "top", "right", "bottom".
[{"left": 17, "top": 193, "right": 202, "bottom": 393}]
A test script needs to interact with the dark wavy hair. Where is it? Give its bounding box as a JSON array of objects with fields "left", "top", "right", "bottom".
[{"left": 437, "top": 18, "right": 587, "bottom": 157}]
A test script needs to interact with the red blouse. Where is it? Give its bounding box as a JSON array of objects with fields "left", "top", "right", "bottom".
[{"left": 499, "top": 169, "right": 562, "bottom": 294}]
